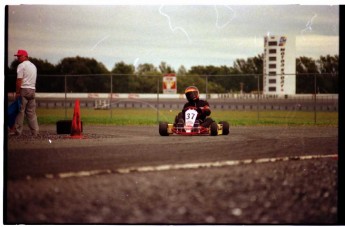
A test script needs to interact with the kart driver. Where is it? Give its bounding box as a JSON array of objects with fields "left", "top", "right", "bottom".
[{"left": 174, "top": 86, "right": 214, "bottom": 128}]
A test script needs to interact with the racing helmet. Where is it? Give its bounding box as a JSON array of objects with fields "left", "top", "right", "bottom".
[{"left": 185, "top": 86, "right": 199, "bottom": 102}]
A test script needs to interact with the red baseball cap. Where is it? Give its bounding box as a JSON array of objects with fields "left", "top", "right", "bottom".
[{"left": 14, "top": 49, "right": 28, "bottom": 57}]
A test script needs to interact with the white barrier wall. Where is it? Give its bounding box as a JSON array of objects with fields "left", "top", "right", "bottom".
[{"left": 7, "top": 93, "right": 338, "bottom": 100}]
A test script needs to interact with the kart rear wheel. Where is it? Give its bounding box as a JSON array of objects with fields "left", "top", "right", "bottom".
[
  {"left": 159, "top": 122, "right": 169, "bottom": 136},
  {"left": 219, "top": 121, "right": 230, "bottom": 135},
  {"left": 210, "top": 122, "right": 218, "bottom": 136}
]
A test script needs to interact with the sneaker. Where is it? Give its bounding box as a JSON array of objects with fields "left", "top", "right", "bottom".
[
  {"left": 8, "top": 127, "right": 17, "bottom": 136},
  {"left": 9, "top": 131, "right": 21, "bottom": 136},
  {"left": 8, "top": 131, "right": 16, "bottom": 136}
]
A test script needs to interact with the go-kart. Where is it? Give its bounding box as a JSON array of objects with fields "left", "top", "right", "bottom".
[{"left": 159, "top": 108, "right": 230, "bottom": 136}]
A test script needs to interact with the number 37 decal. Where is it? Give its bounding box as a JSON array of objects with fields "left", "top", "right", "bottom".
[
  {"left": 185, "top": 109, "right": 198, "bottom": 122},
  {"left": 186, "top": 112, "right": 196, "bottom": 120}
]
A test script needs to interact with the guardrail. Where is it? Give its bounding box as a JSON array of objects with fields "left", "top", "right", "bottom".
[
  {"left": 7, "top": 92, "right": 338, "bottom": 117},
  {"left": 7, "top": 92, "right": 339, "bottom": 100}
]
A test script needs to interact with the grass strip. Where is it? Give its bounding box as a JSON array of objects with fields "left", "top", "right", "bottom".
[{"left": 36, "top": 108, "right": 338, "bottom": 126}]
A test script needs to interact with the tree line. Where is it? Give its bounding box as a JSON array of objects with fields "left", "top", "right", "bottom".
[{"left": 6, "top": 54, "right": 338, "bottom": 94}]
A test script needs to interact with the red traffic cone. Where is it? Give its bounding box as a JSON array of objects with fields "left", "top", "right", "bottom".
[{"left": 70, "top": 99, "right": 82, "bottom": 138}]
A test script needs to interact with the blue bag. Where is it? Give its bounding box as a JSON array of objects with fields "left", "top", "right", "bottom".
[{"left": 8, "top": 98, "right": 21, "bottom": 128}]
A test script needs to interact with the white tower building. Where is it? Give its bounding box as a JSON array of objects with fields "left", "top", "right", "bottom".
[{"left": 263, "top": 35, "right": 296, "bottom": 95}]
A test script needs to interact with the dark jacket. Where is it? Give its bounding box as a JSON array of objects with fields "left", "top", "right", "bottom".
[{"left": 182, "top": 99, "right": 211, "bottom": 121}]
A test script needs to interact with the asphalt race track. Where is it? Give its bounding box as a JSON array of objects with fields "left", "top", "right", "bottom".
[{"left": 5, "top": 125, "right": 338, "bottom": 224}]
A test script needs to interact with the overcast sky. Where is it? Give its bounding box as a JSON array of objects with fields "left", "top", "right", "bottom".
[{"left": 6, "top": 4, "right": 339, "bottom": 71}]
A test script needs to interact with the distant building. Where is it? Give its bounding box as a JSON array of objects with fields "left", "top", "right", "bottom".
[{"left": 263, "top": 35, "right": 296, "bottom": 95}]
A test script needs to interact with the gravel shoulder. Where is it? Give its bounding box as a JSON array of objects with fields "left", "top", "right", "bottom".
[
  {"left": 5, "top": 125, "right": 339, "bottom": 224},
  {"left": 6, "top": 158, "right": 337, "bottom": 224}
]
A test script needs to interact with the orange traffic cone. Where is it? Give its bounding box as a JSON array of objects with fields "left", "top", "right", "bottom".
[{"left": 70, "top": 99, "right": 82, "bottom": 138}]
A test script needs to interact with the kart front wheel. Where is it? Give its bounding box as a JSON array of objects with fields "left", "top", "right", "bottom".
[
  {"left": 219, "top": 121, "right": 230, "bottom": 135},
  {"left": 159, "top": 122, "right": 169, "bottom": 136},
  {"left": 210, "top": 122, "right": 218, "bottom": 136}
]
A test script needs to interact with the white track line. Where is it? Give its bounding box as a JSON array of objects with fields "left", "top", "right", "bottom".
[{"left": 38, "top": 154, "right": 337, "bottom": 180}]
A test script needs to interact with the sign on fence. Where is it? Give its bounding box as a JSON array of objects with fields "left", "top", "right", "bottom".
[
  {"left": 163, "top": 73, "right": 177, "bottom": 94},
  {"left": 94, "top": 99, "right": 110, "bottom": 110}
]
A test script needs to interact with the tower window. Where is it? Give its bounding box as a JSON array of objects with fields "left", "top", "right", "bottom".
[
  {"left": 269, "top": 64, "right": 276, "bottom": 69},
  {"left": 269, "top": 87, "right": 276, "bottom": 92}
]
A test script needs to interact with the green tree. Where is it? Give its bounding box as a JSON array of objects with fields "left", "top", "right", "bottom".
[
  {"left": 296, "top": 56, "right": 318, "bottom": 93},
  {"left": 111, "top": 61, "right": 135, "bottom": 74},
  {"left": 6, "top": 53, "right": 338, "bottom": 94},
  {"left": 130, "top": 63, "right": 160, "bottom": 93},
  {"left": 231, "top": 55, "right": 263, "bottom": 93},
  {"left": 318, "top": 55, "right": 338, "bottom": 74},
  {"left": 30, "top": 58, "right": 61, "bottom": 92},
  {"left": 56, "top": 56, "right": 109, "bottom": 74},
  {"left": 316, "top": 55, "right": 338, "bottom": 93},
  {"left": 177, "top": 74, "right": 207, "bottom": 94},
  {"left": 177, "top": 65, "right": 187, "bottom": 76},
  {"left": 188, "top": 65, "right": 209, "bottom": 75},
  {"left": 136, "top": 63, "right": 159, "bottom": 75},
  {"left": 55, "top": 56, "right": 110, "bottom": 92},
  {"left": 232, "top": 55, "right": 263, "bottom": 74},
  {"left": 159, "top": 61, "right": 175, "bottom": 74},
  {"left": 111, "top": 61, "right": 135, "bottom": 93}
]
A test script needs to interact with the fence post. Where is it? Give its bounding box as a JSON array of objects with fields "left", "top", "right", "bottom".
[
  {"left": 257, "top": 74, "right": 260, "bottom": 122},
  {"left": 314, "top": 74, "right": 317, "bottom": 124},
  {"left": 157, "top": 76, "right": 160, "bottom": 123},
  {"left": 110, "top": 74, "right": 113, "bottom": 119},
  {"left": 64, "top": 75, "right": 67, "bottom": 119},
  {"left": 205, "top": 75, "right": 208, "bottom": 100}
]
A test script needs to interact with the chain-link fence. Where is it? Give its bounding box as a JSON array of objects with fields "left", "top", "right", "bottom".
[
  {"left": 6, "top": 73, "right": 338, "bottom": 124},
  {"left": 6, "top": 73, "right": 339, "bottom": 93}
]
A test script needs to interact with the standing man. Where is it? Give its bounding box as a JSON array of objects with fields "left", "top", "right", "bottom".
[{"left": 13, "top": 49, "right": 39, "bottom": 136}]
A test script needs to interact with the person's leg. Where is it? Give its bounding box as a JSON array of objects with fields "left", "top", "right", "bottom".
[
  {"left": 174, "top": 112, "right": 184, "bottom": 125},
  {"left": 14, "top": 96, "right": 27, "bottom": 135},
  {"left": 200, "top": 117, "right": 214, "bottom": 128},
  {"left": 26, "top": 98, "right": 39, "bottom": 136},
  {"left": 25, "top": 89, "right": 39, "bottom": 136}
]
